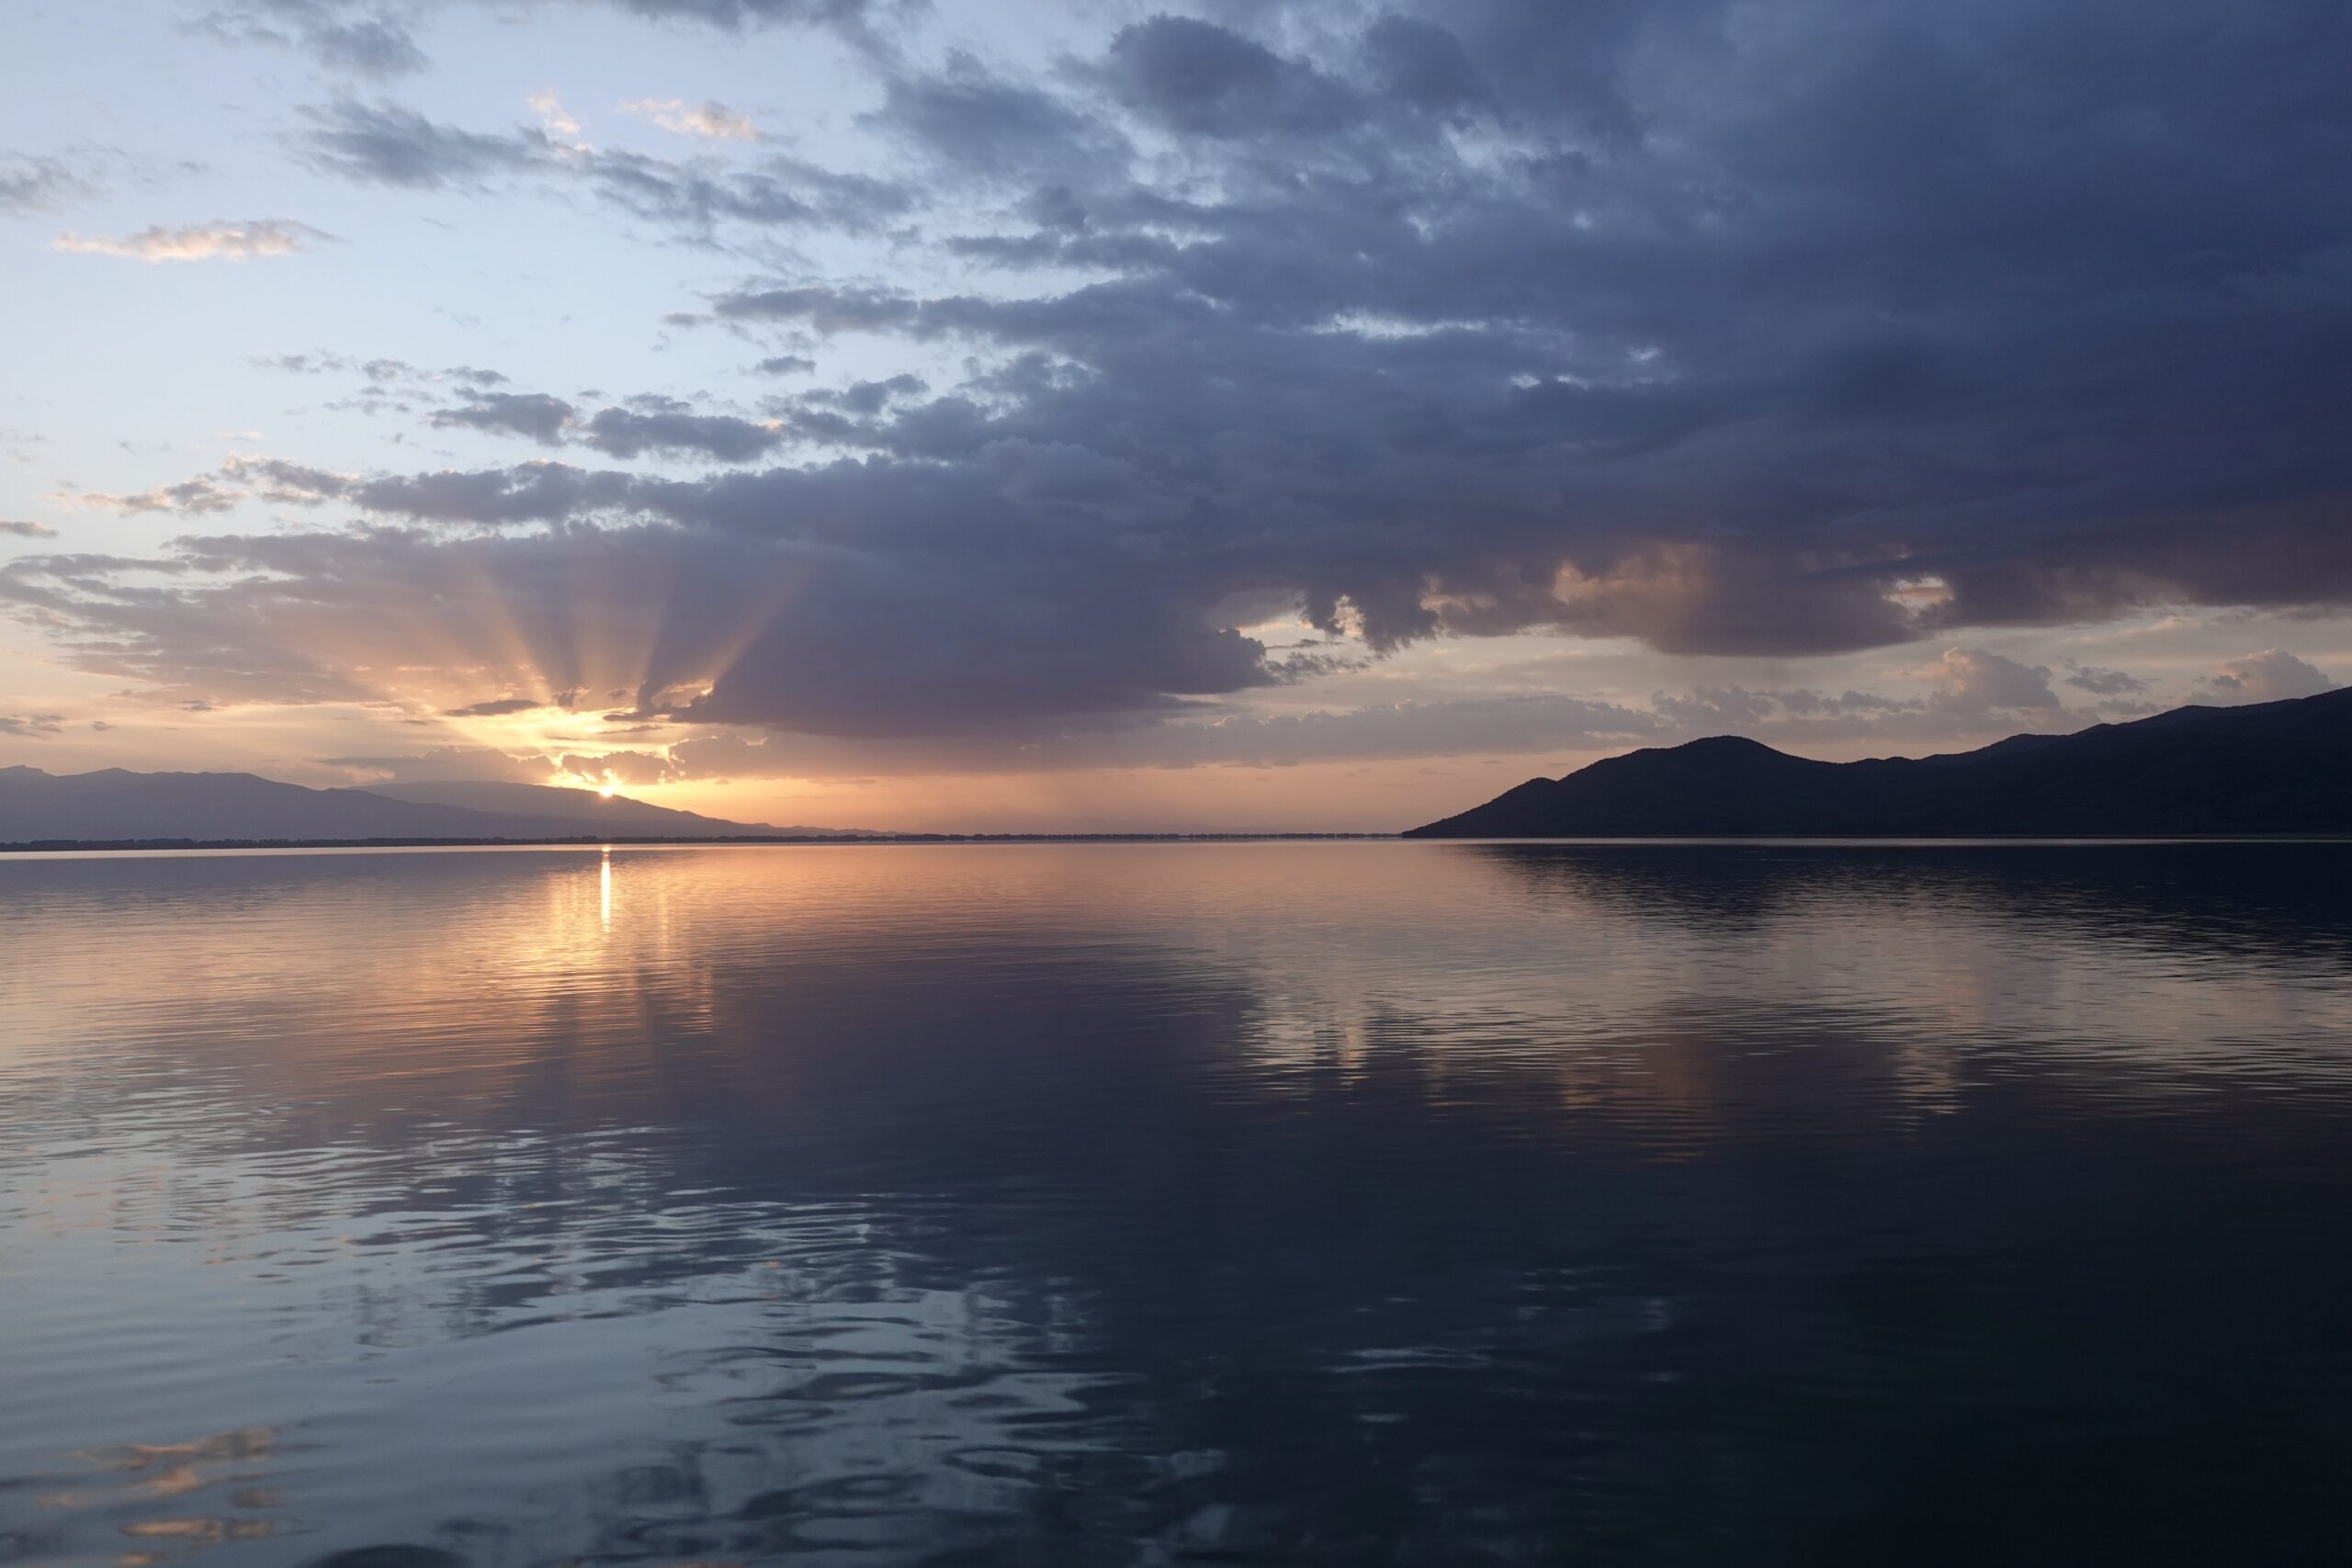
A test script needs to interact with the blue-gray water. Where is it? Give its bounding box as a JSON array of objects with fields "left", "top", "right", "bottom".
[{"left": 4, "top": 841, "right": 2350, "bottom": 1566}]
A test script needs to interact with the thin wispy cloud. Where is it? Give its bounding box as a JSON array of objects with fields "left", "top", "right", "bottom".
[
  {"left": 296, "top": 98, "right": 908, "bottom": 234},
  {"left": 0, "top": 152, "right": 98, "bottom": 214},
  {"left": 620, "top": 98, "right": 759, "bottom": 141},
  {"left": 526, "top": 90, "right": 590, "bottom": 151},
  {"left": 190, "top": 1, "right": 430, "bottom": 77},
  {"left": 51, "top": 218, "right": 334, "bottom": 262}
]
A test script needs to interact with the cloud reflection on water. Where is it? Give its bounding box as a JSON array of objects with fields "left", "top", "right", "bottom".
[{"left": 3, "top": 843, "right": 2350, "bottom": 1563}]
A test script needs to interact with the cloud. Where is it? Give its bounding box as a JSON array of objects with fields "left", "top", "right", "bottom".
[
  {"left": 558, "top": 748, "right": 674, "bottom": 785},
  {"left": 66, "top": 478, "right": 244, "bottom": 514},
  {"left": 651, "top": 694, "right": 1662, "bottom": 774},
  {"left": 2201, "top": 649, "right": 2337, "bottom": 705},
  {"left": 433, "top": 392, "right": 578, "bottom": 446},
  {"left": 526, "top": 91, "right": 588, "bottom": 147},
  {"left": 198, "top": 0, "right": 895, "bottom": 78},
  {"left": 0, "top": 520, "right": 59, "bottom": 538},
  {"left": 300, "top": 100, "right": 540, "bottom": 187},
  {"left": 579, "top": 405, "right": 785, "bottom": 461},
  {"left": 0, "top": 470, "right": 1275, "bottom": 737},
  {"left": 1919, "top": 649, "right": 2062, "bottom": 712},
  {"left": 442, "top": 696, "right": 548, "bottom": 717},
  {"left": 1103, "top": 16, "right": 1362, "bottom": 139},
  {"left": 620, "top": 98, "right": 759, "bottom": 141},
  {"left": 805, "top": 374, "right": 926, "bottom": 416},
  {"left": 869, "top": 53, "right": 1128, "bottom": 182},
  {"left": 603, "top": 0, "right": 888, "bottom": 26},
  {"left": 16, "top": 0, "right": 2352, "bottom": 774},
  {"left": 321, "top": 745, "right": 552, "bottom": 784},
  {"left": 0, "top": 714, "right": 67, "bottom": 739},
  {"left": 51, "top": 219, "right": 334, "bottom": 262},
  {"left": 299, "top": 97, "right": 910, "bottom": 235},
  {"left": 414, "top": 385, "right": 786, "bottom": 461},
  {"left": 1360, "top": 15, "right": 1491, "bottom": 118},
  {"left": 191, "top": 2, "right": 430, "bottom": 77},
  {"left": 709, "top": 284, "right": 920, "bottom": 333},
  {"left": 0, "top": 152, "right": 98, "bottom": 214},
  {"left": 1645, "top": 666, "right": 2088, "bottom": 747},
  {"left": 2063, "top": 665, "right": 2151, "bottom": 698}
]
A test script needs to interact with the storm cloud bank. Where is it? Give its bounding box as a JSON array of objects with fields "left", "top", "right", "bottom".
[{"left": 9, "top": 0, "right": 2351, "bottom": 767}]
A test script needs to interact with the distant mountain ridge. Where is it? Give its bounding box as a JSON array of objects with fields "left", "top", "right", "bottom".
[
  {"left": 357, "top": 780, "right": 859, "bottom": 839},
  {"left": 1407, "top": 686, "right": 2352, "bottom": 838},
  {"left": 0, "top": 767, "right": 847, "bottom": 846}
]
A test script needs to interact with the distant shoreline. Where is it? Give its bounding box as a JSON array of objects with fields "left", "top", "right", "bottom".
[
  {"left": 9, "top": 833, "right": 2352, "bottom": 856},
  {"left": 0, "top": 833, "right": 1397, "bottom": 853}
]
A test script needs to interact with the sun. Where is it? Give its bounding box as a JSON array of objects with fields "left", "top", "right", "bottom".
[{"left": 596, "top": 782, "right": 617, "bottom": 798}]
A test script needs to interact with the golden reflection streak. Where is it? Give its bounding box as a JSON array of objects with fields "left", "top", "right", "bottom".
[{"left": 601, "top": 846, "right": 612, "bottom": 931}]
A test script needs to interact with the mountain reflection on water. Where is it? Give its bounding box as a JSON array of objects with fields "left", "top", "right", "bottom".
[{"left": 3, "top": 842, "right": 2349, "bottom": 1566}]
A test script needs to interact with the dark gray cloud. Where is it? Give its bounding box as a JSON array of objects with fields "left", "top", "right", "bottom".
[
  {"left": 0, "top": 152, "right": 98, "bottom": 214},
  {"left": 409, "top": 378, "right": 789, "bottom": 462},
  {"left": 804, "top": 374, "right": 926, "bottom": 416},
  {"left": 0, "top": 490, "right": 1271, "bottom": 737},
  {"left": 195, "top": 0, "right": 898, "bottom": 77},
  {"left": 301, "top": 99, "right": 537, "bottom": 187},
  {"left": 442, "top": 696, "right": 547, "bottom": 717},
  {"left": 433, "top": 391, "right": 577, "bottom": 446},
  {"left": 0, "top": 145, "right": 203, "bottom": 213},
  {"left": 350, "top": 464, "right": 637, "bottom": 525},
  {"left": 579, "top": 404, "right": 785, "bottom": 461},
  {"left": 711, "top": 284, "right": 920, "bottom": 333},
  {"left": 671, "top": 0, "right": 2352, "bottom": 660},
  {"left": 193, "top": 2, "right": 430, "bottom": 77},
  {"left": 0, "top": 713, "right": 67, "bottom": 739},
  {"left": 2064, "top": 665, "right": 2152, "bottom": 698},
  {"left": 1359, "top": 14, "right": 1490, "bottom": 118},
  {"left": 605, "top": 0, "right": 885, "bottom": 26},
  {"left": 298, "top": 98, "right": 911, "bottom": 235},
  {"left": 0, "top": 521, "right": 60, "bottom": 539},
  {"left": 20, "top": 0, "right": 2352, "bottom": 761},
  {"left": 1104, "top": 15, "right": 1363, "bottom": 138},
  {"left": 871, "top": 52, "right": 1130, "bottom": 182}
]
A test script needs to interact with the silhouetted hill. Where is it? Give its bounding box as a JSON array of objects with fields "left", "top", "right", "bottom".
[
  {"left": 360, "top": 780, "right": 859, "bottom": 838},
  {"left": 0, "top": 767, "right": 814, "bottom": 846},
  {"left": 1406, "top": 687, "right": 2352, "bottom": 838}
]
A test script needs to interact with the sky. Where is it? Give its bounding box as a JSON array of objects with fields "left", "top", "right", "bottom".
[{"left": 2, "top": 0, "right": 2347, "bottom": 832}]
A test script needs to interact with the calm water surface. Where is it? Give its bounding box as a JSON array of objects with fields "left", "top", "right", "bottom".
[{"left": 3, "top": 841, "right": 2350, "bottom": 1565}]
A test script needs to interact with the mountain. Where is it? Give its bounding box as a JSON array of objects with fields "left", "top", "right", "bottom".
[
  {"left": 1406, "top": 686, "right": 2352, "bottom": 838},
  {"left": 359, "top": 780, "right": 858, "bottom": 839},
  {"left": 0, "top": 767, "right": 821, "bottom": 845}
]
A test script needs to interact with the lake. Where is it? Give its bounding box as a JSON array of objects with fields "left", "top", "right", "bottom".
[{"left": 4, "top": 841, "right": 2350, "bottom": 1565}]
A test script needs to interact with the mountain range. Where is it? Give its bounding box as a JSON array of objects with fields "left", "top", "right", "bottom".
[
  {"left": 0, "top": 768, "right": 857, "bottom": 847},
  {"left": 1408, "top": 686, "right": 2352, "bottom": 838}
]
